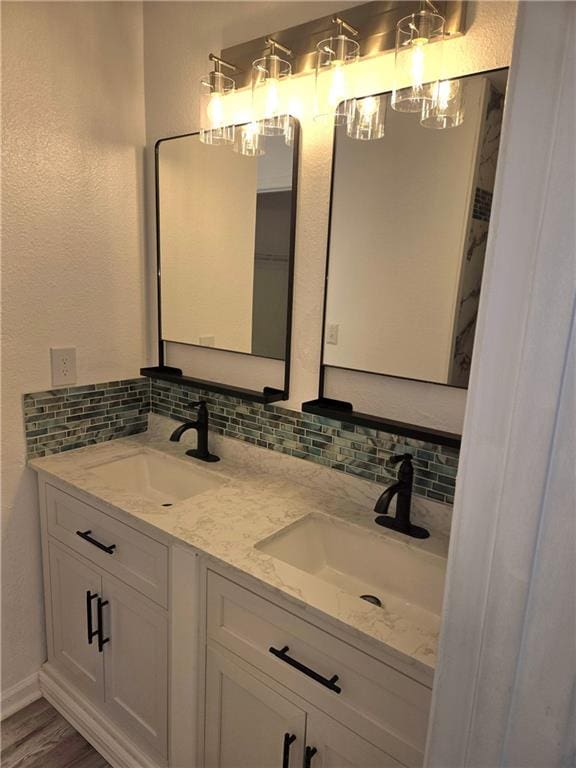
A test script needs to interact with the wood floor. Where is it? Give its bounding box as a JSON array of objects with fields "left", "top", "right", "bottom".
[{"left": 1, "top": 697, "right": 111, "bottom": 768}]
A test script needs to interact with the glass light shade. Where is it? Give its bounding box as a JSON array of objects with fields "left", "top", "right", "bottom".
[
  {"left": 314, "top": 35, "right": 360, "bottom": 124},
  {"left": 391, "top": 10, "right": 445, "bottom": 113},
  {"left": 233, "top": 121, "right": 265, "bottom": 156},
  {"left": 347, "top": 94, "right": 386, "bottom": 140},
  {"left": 252, "top": 55, "right": 291, "bottom": 136},
  {"left": 199, "top": 71, "right": 235, "bottom": 145},
  {"left": 421, "top": 79, "right": 464, "bottom": 129}
]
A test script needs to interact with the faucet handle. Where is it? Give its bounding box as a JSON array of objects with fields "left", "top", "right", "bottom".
[
  {"left": 390, "top": 453, "right": 413, "bottom": 465},
  {"left": 189, "top": 399, "right": 206, "bottom": 409}
]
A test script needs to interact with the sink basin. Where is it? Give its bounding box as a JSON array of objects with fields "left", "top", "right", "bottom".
[
  {"left": 87, "top": 449, "right": 226, "bottom": 504},
  {"left": 256, "top": 514, "right": 446, "bottom": 617}
]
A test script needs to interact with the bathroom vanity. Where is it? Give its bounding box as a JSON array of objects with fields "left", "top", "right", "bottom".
[{"left": 30, "top": 418, "right": 448, "bottom": 768}]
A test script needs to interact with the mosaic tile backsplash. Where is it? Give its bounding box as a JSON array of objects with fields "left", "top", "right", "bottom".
[
  {"left": 24, "top": 377, "right": 458, "bottom": 504},
  {"left": 150, "top": 380, "right": 458, "bottom": 505},
  {"left": 24, "top": 379, "right": 149, "bottom": 459}
]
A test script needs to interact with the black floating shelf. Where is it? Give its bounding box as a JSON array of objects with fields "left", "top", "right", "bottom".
[
  {"left": 301, "top": 398, "right": 461, "bottom": 449},
  {"left": 141, "top": 367, "right": 286, "bottom": 404}
]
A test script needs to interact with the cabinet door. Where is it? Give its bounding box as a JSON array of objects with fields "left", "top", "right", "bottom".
[
  {"left": 205, "top": 646, "right": 306, "bottom": 768},
  {"left": 49, "top": 542, "right": 104, "bottom": 704},
  {"left": 101, "top": 573, "right": 168, "bottom": 762},
  {"left": 305, "top": 710, "right": 407, "bottom": 768}
]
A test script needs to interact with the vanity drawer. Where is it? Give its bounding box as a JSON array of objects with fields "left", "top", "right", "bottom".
[
  {"left": 45, "top": 484, "right": 168, "bottom": 607},
  {"left": 206, "top": 571, "right": 431, "bottom": 768}
]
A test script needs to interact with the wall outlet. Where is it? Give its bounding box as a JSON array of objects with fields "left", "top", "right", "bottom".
[
  {"left": 198, "top": 336, "right": 215, "bottom": 347},
  {"left": 326, "top": 323, "right": 339, "bottom": 345},
  {"left": 50, "top": 347, "right": 77, "bottom": 387}
]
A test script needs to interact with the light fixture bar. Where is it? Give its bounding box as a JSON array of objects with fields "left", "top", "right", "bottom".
[{"left": 221, "top": 2, "right": 467, "bottom": 89}]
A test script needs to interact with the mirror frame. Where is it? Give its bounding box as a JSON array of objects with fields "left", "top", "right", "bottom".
[
  {"left": 142, "top": 120, "right": 301, "bottom": 403},
  {"left": 303, "top": 67, "right": 509, "bottom": 447}
]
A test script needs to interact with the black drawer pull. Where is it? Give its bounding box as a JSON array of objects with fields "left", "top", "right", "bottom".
[
  {"left": 76, "top": 529, "right": 116, "bottom": 555},
  {"left": 97, "top": 597, "right": 110, "bottom": 653},
  {"left": 282, "top": 733, "right": 296, "bottom": 768},
  {"left": 269, "top": 645, "right": 341, "bottom": 694},
  {"left": 305, "top": 746, "right": 317, "bottom": 768},
  {"left": 85, "top": 591, "right": 98, "bottom": 645}
]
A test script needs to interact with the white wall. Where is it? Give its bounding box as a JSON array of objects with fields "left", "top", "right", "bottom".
[
  {"left": 143, "top": 1, "right": 517, "bottom": 432},
  {"left": 1, "top": 2, "right": 146, "bottom": 699}
]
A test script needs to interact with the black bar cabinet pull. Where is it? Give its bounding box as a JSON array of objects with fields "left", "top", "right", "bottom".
[
  {"left": 304, "top": 746, "right": 317, "bottom": 768},
  {"left": 282, "top": 733, "right": 296, "bottom": 768},
  {"left": 269, "top": 645, "right": 342, "bottom": 694},
  {"left": 85, "top": 591, "right": 98, "bottom": 645},
  {"left": 76, "top": 529, "right": 116, "bottom": 555},
  {"left": 96, "top": 597, "right": 110, "bottom": 652}
]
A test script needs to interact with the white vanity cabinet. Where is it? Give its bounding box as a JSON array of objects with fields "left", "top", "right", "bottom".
[
  {"left": 38, "top": 481, "right": 169, "bottom": 767},
  {"left": 35, "top": 473, "right": 433, "bottom": 768},
  {"left": 48, "top": 541, "right": 105, "bottom": 705},
  {"left": 203, "top": 571, "right": 432, "bottom": 768},
  {"left": 204, "top": 643, "right": 404, "bottom": 768},
  {"left": 205, "top": 646, "right": 307, "bottom": 768}
]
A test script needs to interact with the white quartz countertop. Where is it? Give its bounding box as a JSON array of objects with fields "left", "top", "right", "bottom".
[{"left": 30, "top": 415, "right": 450, "bottom": 685}]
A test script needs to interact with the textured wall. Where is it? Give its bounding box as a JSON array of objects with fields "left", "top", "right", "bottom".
[
  {"left": 1, "top": 2, "right": 146, "bottom": 695},
  {"left": 143, "top": 1, "right": 518, "bottom": 433}
]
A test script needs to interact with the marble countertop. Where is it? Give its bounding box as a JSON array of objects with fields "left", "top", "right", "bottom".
[{"left": 30, "top": 415, "right": 450, "bottom": 685}]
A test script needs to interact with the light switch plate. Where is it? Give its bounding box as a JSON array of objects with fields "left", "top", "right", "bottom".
[
  {"left": 50, "top": 347, "right": 77, "bottom": 387},
  {"left": 326, "top": 324, "right": 339, "bottom": 345}
]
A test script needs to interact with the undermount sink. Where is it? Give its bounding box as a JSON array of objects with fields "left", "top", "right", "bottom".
[
  {"left": 87, "top": 449, "right": 226, "bottom": 505},
  {"left": 256, "top": 514, "right": 446, "bottom": 617}
]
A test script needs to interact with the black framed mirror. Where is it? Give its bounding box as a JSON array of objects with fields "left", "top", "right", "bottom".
[
  {"left": 142, "top": 118, "right": 300, "bottom": 403},
  {"left": 304, "top": 68, "right": 509, "bottom": 445}
]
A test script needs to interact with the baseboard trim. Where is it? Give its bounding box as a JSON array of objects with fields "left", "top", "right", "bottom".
[
  {"left": 39, "top": 665, "right": 164, "bottom": 768},
  {"left": 1, "top": 671, "right": 41, "bottom": 720}
]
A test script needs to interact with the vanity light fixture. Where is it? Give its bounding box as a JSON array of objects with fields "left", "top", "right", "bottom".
[
  {"left": 391, "top": 1, "right": 445, "bottom": 113},
  {"left": 421, "top": 78, "right": 464, "bottom": 128},
  {"left": 314, "top": 16, "right": 360, "bottom": 125},
  {"left": 233, "top": 121, "right": 265, "bottom": 157},
  {"left": 347, "top": 94, "right": 386, "bottom": 140},
  {"left": 252, "top": 38, "right": 292, "bottom": 137},
  {"left": 199, "top": 53, "right": 237, "bottom": 145}
]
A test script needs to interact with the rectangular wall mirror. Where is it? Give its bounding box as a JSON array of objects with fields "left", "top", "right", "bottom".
[
  {"left": 323, "top": 69, "right": 508, "bottom": 390},
  {"left": 148, "top": 119, "right": 299, "bottom": 401}
]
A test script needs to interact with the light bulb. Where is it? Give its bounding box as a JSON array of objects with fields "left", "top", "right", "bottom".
[
  {"left": 435, "top": 80, "right": 452, "bottom": 109},
  {"left": 244, "top": 122, "right": 259, "bottom": 146},
  {"left": 410, "top": 42, "right": 427, "bottom": 90},
  {"left": 347, "top": 94, "right": 386, "bottom": 141},
  {"left": 359, "top": 96, "right": 378, "bottom": 117},
  {"left": 234, "top": 121, "right": 264, "bottom": 156},
  {"left": 207, "top": 92, "right": 224, "bottom": 128},
  {"left": 264, "top": 77, "right": 280, "bottom": 117},
  {"left": 421, "top": 78, "right": 464, "bottom": 130},
  {"left": 329, "top": 63, "right": 347, "bottom": 108}
]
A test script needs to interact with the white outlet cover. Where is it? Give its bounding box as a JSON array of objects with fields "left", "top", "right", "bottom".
[
  {"left": 198, "top": 336, "right": 215, "bottom": 347},
  {"left": 50, "top": 347, "right": 77, "bottom": 387}
]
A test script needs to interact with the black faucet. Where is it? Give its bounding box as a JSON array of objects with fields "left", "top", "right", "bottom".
[
  {"left": 169, "top": 401, "right": 220, "bottom": 463},
  {"left": 374, "top": 453, "right": 429, "bottom": 539}
]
